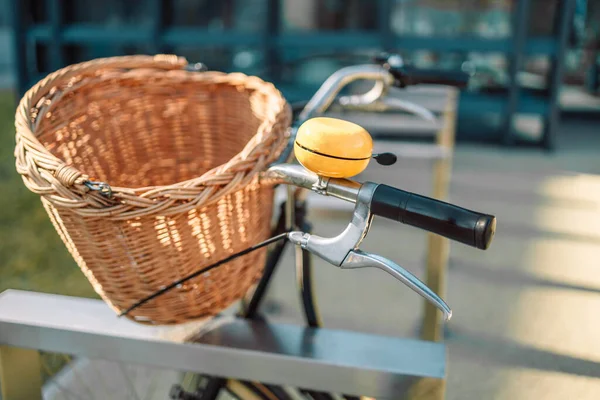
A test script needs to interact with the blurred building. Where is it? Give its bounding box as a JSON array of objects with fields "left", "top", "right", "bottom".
[
  {"left": 0, "top": 0, "right": 13, "bottom": 87},
  {"left": 1, "top": 0, "right": 598, "bottom": 147},
  {"left": 0, "top": 0, "right": 596, "bottom": 90}
]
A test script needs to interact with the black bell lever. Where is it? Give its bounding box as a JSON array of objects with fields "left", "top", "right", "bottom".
[{"left": 373, "top": 152, "right": 397, "bottom": 166}]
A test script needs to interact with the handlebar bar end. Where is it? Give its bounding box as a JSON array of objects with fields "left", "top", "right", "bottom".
[{"left": 475, "top": 215, "right": 496, "bottom": 250}]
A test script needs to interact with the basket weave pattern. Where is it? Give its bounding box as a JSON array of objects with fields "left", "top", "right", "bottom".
[{"left": 15, "top": 55, "right": 291, "bottom": 325}]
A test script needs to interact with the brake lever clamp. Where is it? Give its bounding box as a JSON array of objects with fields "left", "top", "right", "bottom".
[
  {"left": 373, "top": 52, "right": 408, "bottom": 88},
  {"left": 286, "top": 181, "right": 453, "bottom": 321},
  {"left": 373, "top": 51, "right": 471, "bottom": 90}
]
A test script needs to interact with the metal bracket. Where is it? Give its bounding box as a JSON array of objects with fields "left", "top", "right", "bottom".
[{"left": 288, "top": 182, "right": 376, "bottom": 266}]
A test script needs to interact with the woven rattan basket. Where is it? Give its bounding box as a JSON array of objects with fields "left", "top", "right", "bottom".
[{"left": 15, "top": 55, "right": 292, "bottom": 325}]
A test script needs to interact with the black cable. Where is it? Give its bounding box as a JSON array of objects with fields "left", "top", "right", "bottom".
[
  {"left": 297, "top": 220, "right": 321, "bottom": 328},
  {"left": 295, "top": 221, "right": 334, "bottom": 400},
  {"left": 242, "top": 239, "right": 289, "bottom": 318},
  {"left": 298, "top": 246, "right": 320, "bottom": 327},
  {"left": 242, "top": 202, "right": 290, "bottom": 319},
  {"left": 119, "top": 232, "right": 290, "bottom": 317}
]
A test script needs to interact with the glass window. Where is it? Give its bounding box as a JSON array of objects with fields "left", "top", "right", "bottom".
[
  {"left": 174, "top": 46, "right": 264, "bottom": 76},
  {"left": 23, "top": 0, "right": 48, "bottom": 24},
  {"left": 282, "top": 0, "right": 378, "bottom": 32},
  {"left": 0, "top": 0, "right": 12, "bottom": 26},
  {"left": 391, "top": 0, "right": 512, "bottom": 39},
  {"left": 64, "top": 0, "right": 153, "bottom": 27},
  {"left": 276, "top": 50, "right": 376, "bottom": 87},
  {"left": 528, "top": 0, "right": 558, "bottom": 37},
  {"left": 171, "top": 0, "right": 267, "bottom": 32}
]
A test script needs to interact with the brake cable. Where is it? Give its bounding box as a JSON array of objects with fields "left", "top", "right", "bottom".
[{"left": 119, "top": 232, "right": 290, "bottom": 317}]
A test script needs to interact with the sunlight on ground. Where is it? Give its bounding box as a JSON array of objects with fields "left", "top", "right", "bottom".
[
  {"left": 499, "top": 173, "right": 600, "bottom": 399},
  {"left": 497, "top": 368, "right": 600, "bottom": 400},
  {"left": 530, "top": 173, "right": 600, "bottom": 287},
  {"left": 538, "top": 173, "right": 600, "bottom": 206}
]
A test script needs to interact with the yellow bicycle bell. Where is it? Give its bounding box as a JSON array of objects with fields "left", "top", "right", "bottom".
[{"left": 294, "top": 117, "right": 396, "bottom": 178}]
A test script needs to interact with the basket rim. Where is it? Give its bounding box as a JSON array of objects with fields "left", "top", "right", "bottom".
[{"left": 14, "top": 54, "right": 292, "bottom": 220}]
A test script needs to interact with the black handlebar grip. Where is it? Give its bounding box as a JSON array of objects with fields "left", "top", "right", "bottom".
[
  {"left": 400, "top": 67, "right": 471, "bottom": 89},
  {"left": 370, "top": 184, "right": 496, "bottom": 250}
]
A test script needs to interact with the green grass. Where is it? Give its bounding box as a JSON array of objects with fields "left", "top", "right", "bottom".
[{"left": 0, "top": 91, "right": 97, "bottom": 299}]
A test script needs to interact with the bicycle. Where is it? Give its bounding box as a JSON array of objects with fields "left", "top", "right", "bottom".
[
  {"left": 158, "top": 52, "right": 495, "bottom": 400},
  {"left": 3, "top": 52, "right": 495, "bottom": 400}
]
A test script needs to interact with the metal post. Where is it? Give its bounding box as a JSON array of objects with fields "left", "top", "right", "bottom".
[
  {"left": 503, "top": 0, "right": 531, "bottom": 146},
  {"left": 407, "top": 377, "right": 446, "bottom": 400},
  {"left": 265, "top": 0, "right": 281, "bottom": 82},
  {"left": 378, "top": 0, "right": 394, "bottom": 52},
  {"left": 10, "top": 0, "right": 27, "bottom": 97},
  {"left": 297, "top": 233, "right": 321, "bottom": 328},
  {"left": 542, "top": 0, "right": 577, "bottom": 150},
  {"left": 413, "top": 88, "right": 458, "bottom": 400},
  {"left": 149, "top": 0, "right": 169, "bottom": 54},
  {"left": 293, "top": 188, "right": 322, "bottom": 329},
  {"left": 242, "top": 201, "right": 290, "bottom": 318},
  {"left": 421, "top": 88, "right": 456, "bottom": 344},
  {"left": 46, "top": 0, "right": 64, "bottom": 72},
  {"left": 585, "top": 56, "right": 599, "bottom": 94},
  {"left": 0, "top": 346, "right": 42, "bottom": 400}
]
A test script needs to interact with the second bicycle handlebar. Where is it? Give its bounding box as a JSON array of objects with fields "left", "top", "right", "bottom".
[{"left": 394, "top": 67, "right": 471, "bottom": 89}]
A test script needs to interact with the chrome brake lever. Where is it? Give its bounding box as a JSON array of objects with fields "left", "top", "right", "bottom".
[
  {"left": 296, "top": 61, "right": 439, "bottom": 127},
  {"left": 378, "top": 95, "right": 437, "bottom": 123},
  {"left": 342, "top": 250, "right": 452, "bottom": 321},
  {"left": 337, "top": 86, "right": 437, "bottom": 123}
]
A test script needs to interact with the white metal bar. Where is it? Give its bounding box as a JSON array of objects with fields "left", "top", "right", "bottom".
[{"left": 0, "top": 290, "right": 446, "bottom": 398}]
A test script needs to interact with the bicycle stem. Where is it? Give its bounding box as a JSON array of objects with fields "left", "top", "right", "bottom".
[{"left": 265, "top": 164, "right": 361, "bottom": 203}]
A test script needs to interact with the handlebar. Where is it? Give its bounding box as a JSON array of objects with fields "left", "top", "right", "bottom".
[
  {"left": 371, "top": 184, "right": 496, "bottom": 250},
  {"left": 266, "top": 163, "right": 496, "bottom": 321},
  {"left": 297, "top": 64, "right": 392, "bottom": 122},
  {"left": 295, "top": 53, "right": 472, "bottom": 124},
  {"left": 373, "top": 52, "right": 472, "bottom": 89},
  {"left": 265, "top": 164, "right": 496, "bottom": 251},
  {"left": 393, "top": 67, "right": 471, "bottom": 89}
]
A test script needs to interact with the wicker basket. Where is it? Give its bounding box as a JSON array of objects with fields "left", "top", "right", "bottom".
[{"left": 14, "top": 55, "right": 292, "bottom": 325}]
